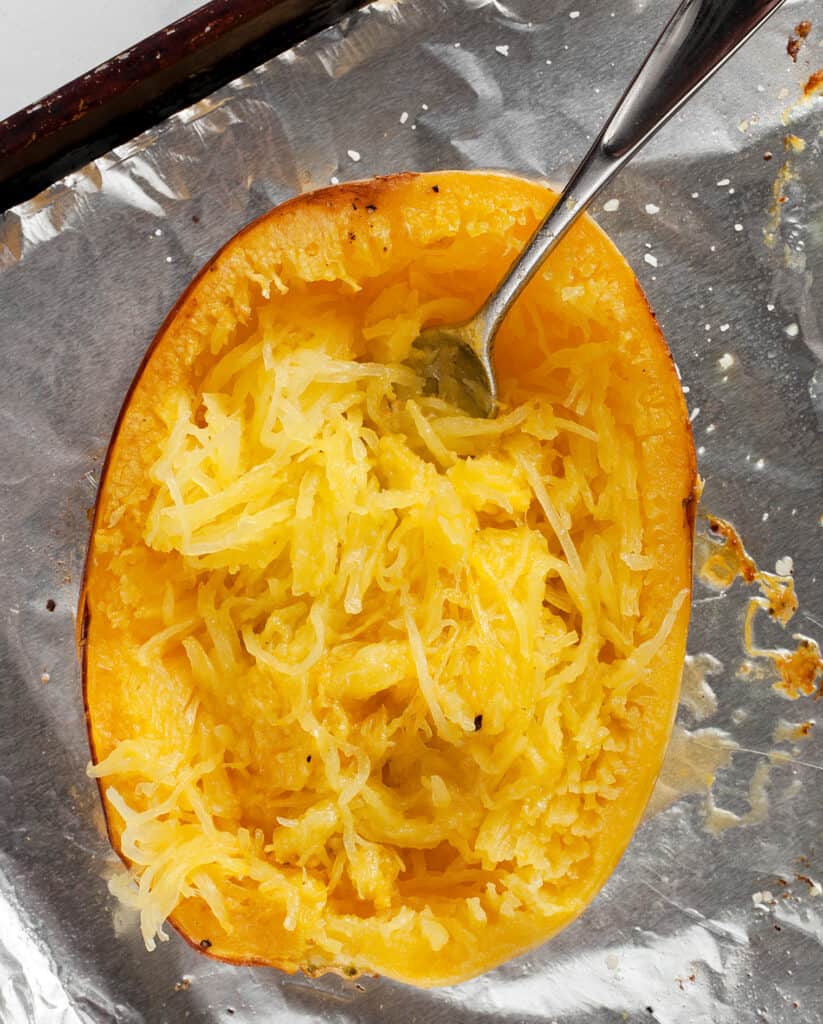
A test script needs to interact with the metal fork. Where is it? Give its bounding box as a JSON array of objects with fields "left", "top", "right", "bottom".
[{"left": 408, "top": 0, "right": 786, "bottom": 417}]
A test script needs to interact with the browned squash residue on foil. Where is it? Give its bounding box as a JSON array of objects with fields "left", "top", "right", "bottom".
[
  {"left": 769, "top": 55, "right": 821, "bottom": 247},
  {"left": 787, "top": 21, "right": 812, "bottom": 62},
  {"left": 701, "top": 516, "right": 823, "bottom": 700},
  {"left": 783, "top": 133, "right": 807, "bottom": 154},
  {"left": 649, "top": 515, "right": 821, "bottom": 835},
  {"left": 804, "top": 68, "right": 823, "bottom": 99},
  {"left": 702, "top": 517, "right": 792, "bottom": 611},
  {"left": 769, "top": 638, "right": 823, "bottom": 700},
  {"left": 764, "top": 153, "right": 798, "bottom": 249},
  {"left": 773, "top": 718, "right": 816, "bottom": 743}
]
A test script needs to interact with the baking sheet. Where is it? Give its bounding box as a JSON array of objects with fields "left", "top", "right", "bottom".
[{"left": 1, "top": 1, "right": 822, "bottom": 1021}]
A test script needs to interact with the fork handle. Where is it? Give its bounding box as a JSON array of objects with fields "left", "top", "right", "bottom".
[{"left": 480, "top": 0, "right": 786, "bottom": 338}]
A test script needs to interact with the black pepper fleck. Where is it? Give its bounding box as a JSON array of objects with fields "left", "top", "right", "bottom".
[
  {"left": 306, "top": 755, "right": 312, "bottom": 763},
  {"left": 199, "top": 938, "right": 212, "bottom": 949},
  {"left": 366, "top": 204, "right": 377, "bottom": 212},
  {"left": 192, "top": 214, "right": 200, "bottom": 224},
  {"left": 348, "top": 232, "right": 357, "bottom": 241},
  {"left": 474, "top": 714, "right": 483, "bottom": 731},
  {"left": 46, "top": 599, "right": 56, "bottom": 612},
  {"left": 432, "top": 185, "right": 440, "bottom": 193}
]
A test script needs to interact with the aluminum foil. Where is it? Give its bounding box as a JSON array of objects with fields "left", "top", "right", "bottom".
[{"left": 2, "top": 1, "right": 822, "bottom": 1020}]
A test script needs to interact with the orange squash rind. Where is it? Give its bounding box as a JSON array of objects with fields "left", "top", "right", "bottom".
[{"left": 80, "top": 171, "right": 696, "bottom": 986}]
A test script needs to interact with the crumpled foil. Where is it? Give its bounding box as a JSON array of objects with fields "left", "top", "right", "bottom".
[{"left": 1, "top": 0, "right": 822, "bottom": 1020}]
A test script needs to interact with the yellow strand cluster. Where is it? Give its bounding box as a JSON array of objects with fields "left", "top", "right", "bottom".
[{"left": 91, "top": 281, "right": 679, "bottom": 960}]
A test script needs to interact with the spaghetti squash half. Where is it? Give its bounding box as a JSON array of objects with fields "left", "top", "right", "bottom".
[{"left": 81, "top": 171, "right": 696, "bottom": 987}]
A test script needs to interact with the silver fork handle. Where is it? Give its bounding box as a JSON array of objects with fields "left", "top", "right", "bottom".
[{"left": 481, "top": 0, "right": 786, "bottom": 332}]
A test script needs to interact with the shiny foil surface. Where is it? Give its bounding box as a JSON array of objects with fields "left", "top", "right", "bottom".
[{"left": 1, "top": 1, "right": 822, "bottom": 1021}]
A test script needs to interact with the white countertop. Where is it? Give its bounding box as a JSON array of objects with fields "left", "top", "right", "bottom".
[{"left": 0, "top": 0, "right": 205, "bottom": 120}]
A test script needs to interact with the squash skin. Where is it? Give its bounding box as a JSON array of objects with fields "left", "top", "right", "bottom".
[{"left": 80, "top": 171, "right": 697, "bottom": 987}]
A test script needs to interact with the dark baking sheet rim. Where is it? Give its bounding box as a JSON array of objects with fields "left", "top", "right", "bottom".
[{"left": 0, "top": 0, "right": 365, "bottom": 213}]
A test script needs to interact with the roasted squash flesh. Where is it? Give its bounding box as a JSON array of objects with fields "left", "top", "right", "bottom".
[{"left": 82, "top": 171, "right": 696, "bottom": 987}]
